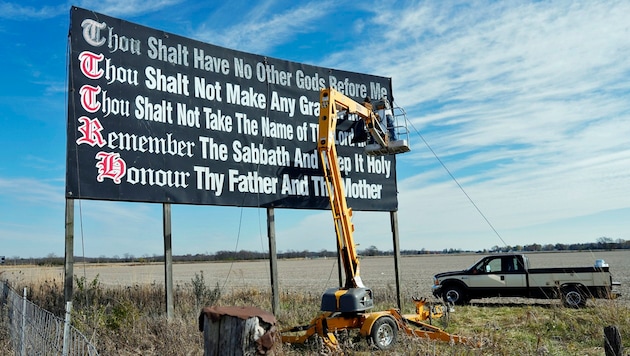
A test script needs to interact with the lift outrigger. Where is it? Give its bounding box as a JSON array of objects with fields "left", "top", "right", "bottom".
[{"left": 281, "top": 88, "right": 470, "bottom": 350}]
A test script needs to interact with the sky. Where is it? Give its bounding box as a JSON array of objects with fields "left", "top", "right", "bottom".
[{"left": 1, "top": 0, "right": 629, "bottom": 259}]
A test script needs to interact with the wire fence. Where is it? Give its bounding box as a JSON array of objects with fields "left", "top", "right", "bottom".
[{"left": 0, "top": 280, "right": 98, "bottom": 356}]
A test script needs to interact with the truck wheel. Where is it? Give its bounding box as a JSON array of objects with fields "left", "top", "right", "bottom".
[
  {"left": 562, "top": 287, "right": 586, "bottom": 308},
  {"left": 368, "top": 316, "right": 397, "bottom": 350},
  {"left": 443, "top": 285, "right": 467, "bottom": 305}
]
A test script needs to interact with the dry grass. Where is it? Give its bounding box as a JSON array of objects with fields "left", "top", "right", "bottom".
[
  {"left": 2, "top": 251, "right": 628, "bottom": 354},
  {"left": 0, "top": 305, "right": 13, "bottom": 353},
  {"left": 2, "top": 273, "right": 628, "bottom": 355}
]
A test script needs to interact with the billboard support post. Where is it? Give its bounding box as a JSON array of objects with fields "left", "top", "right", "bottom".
[
  {"left": 391, "top": 210, "right": 402, "bottom": 309},
  {"left": 163, "top": 203, "right": 174, "bottom": 319},
  {"left": 266, "top": 208, "right": 280, "bottom": 314},
  {"left": 64, "top": 198, "right": 74, "bottom": 305}
]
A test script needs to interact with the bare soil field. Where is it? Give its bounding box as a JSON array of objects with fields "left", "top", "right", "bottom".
[{"left": 2, "top": 250, "right": 627, "bottom": 304}]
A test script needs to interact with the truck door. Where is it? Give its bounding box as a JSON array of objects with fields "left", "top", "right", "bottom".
[
  {"left": 467, "top": 256, "right": 526, "bottom": 298},
  {"left": 467, "top": 256, "right": 506, "bottom": 290},
  {"left": 502, "top": 256, "right": 526, "bottom": 296}
]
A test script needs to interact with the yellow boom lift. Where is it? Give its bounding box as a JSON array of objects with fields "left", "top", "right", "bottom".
[{"left": 281, "top": 88, "right": 470, "bottom": 350}]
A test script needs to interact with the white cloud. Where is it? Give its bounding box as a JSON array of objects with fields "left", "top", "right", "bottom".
[
  {"left": 3, "top": 1, "right": 628, "bottom": 257},
  {"left": 0, "top": 177, "right": 62, "bottom": 205},
  {"left": 277, "top": 1, "right": 630, "bottom": 250},
  {"left": 192, "top": 1, "right": 331, "bottom": 55},
  {"left": 0, "top": 2, "right": 66, "bottom": 19},
  {"left": 76, "top": 0, "right": 183, "bottom": 17}
]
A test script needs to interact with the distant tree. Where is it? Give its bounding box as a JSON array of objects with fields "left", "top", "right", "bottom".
[
  {"left": 318, "top": 249, "right": 334, "bottom": 258},
  {"left": 554, "top": 243, "right": 567, "bottom": 251},
  {"left": 542, "top": 244, "right": 554, "bottom": 251},
  {"left": 597, "top": 236, "right": 614, "bottom": 250},
  {"left": 362, "top": 245, "right": 379, "bottom": 256}
]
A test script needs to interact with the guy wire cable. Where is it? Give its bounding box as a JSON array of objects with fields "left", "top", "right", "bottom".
[{"left": 403, "top": 112, "right": 509, "bottom": 248}]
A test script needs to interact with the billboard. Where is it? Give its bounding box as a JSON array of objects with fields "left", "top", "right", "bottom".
[{"left": 66, "top": 7, "right": 399, "bottom": 211}]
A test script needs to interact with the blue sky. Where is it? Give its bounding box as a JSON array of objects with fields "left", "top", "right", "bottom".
[{"left": 1, "top": 0, "right": 629, "bottom": 259}]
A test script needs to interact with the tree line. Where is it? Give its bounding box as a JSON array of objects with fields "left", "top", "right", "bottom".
[{"left": 5, "top": 236, "right": 628, "bottom": 265}]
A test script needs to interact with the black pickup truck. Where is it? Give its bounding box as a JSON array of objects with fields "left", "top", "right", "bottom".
[{"left": 432, "top": 254, "right": 621, "bottom": 307}]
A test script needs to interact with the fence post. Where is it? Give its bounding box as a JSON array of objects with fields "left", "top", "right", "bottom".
[
  {"left": 21, "top": 287, "right": 27, "bottom": 356},
  {"left": 63, "top": 301, "right": 73, "bottom": 356},
  {"left": 604, "top": 325, "right": 623, "bottom": 356}
]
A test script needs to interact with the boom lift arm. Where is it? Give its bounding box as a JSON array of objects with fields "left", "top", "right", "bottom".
[
  {"left": 317, "top": 88, "right": 373, "bottom": 291},
  {"left": 318, "top": 88, "right": 410, "bottom": 313},
  {"left": 281, "top": 88, "right": 472, "bottom": 351}
]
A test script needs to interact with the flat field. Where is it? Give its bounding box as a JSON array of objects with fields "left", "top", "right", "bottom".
[
  {"left": 2, "top": 251, "right": 629, "bottom": 355},
  {"left": 2, "top": 250, "right": 628, "bottom": 304}
]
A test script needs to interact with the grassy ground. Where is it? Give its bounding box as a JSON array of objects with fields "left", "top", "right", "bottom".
[
  {"left": 0, "top": 305, "right": 12, "bottom": 353},
  {"left": 2, "top": 275, "right": 628, "bottom": 355}
]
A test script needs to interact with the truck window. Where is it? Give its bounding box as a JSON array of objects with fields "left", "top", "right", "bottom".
[
  {"left": 504, "top": 256, "right": 521, "bottom": 272},
  {"left": 471, "top": 261, "right": 485, "bottom": 274},
  {"left": 486, "top": 258, "right": 502, "bottom": 273}
]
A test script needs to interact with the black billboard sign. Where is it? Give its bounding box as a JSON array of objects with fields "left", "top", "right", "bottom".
[{"left": 66, "top": 6, "right": 399, "bottom": 211}]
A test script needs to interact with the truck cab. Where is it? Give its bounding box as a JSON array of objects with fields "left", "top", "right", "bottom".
[
  {"left": 434, "top": 255, "right": 530, "bottom": 304},
  {"left": 433, "top": 253, "right": 620, "bottom": 307},
  {"left": 470, "top": 254, "right": 528, "bottom": 274}
]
